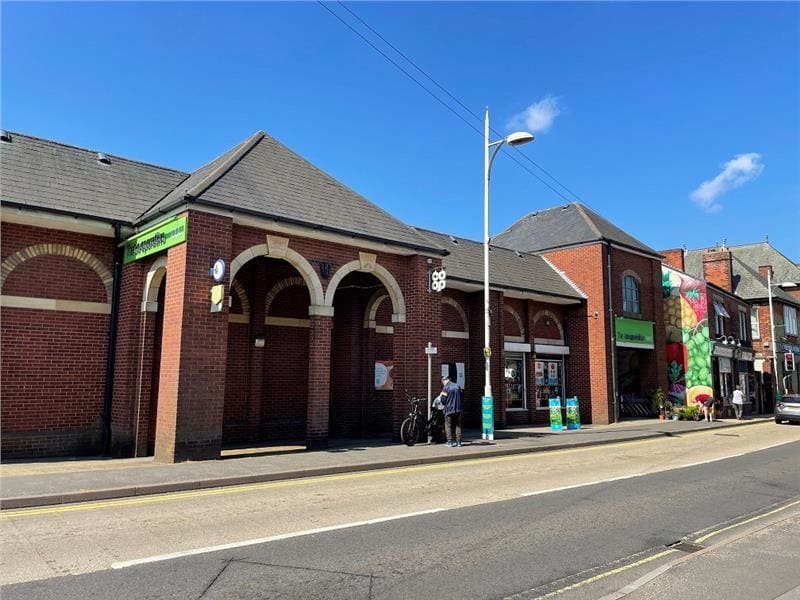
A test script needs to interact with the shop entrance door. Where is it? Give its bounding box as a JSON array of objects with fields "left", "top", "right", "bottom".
[
  {"left": 535, "top": 358, "right": 565, "bottom": 410},
  {"left": 504, "top": 353, "right": 526, "bottom": 410}
]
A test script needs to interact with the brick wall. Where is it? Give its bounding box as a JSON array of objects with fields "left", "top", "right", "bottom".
[
  {"left": 1, "top": 222, "right": 115, "bottom": 457},
  {"left": 545, "top": 243, "right": 611, "bottom": 423}
]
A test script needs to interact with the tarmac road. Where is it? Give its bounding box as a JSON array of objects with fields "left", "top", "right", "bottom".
[{"left": 2, "top": 424, "right": 799, "bottom": 599}]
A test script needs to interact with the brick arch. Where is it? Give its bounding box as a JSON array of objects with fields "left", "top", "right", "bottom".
[
  {"left": 230, "top": 279, "right": 251, "bottom": 320},
  {"left": 264, "top": 276, "right": 306, "bottom": 316},
  {"left": 442, "top": 296, "right": 468, "bottom": 332},
  {"left": 532, "top": 309, "right": 565, "bottom": 343},
  {"left": 503, "top": 305, "right": 525, "bottom": 338},
  {"left": 1, "top": 243, "right": 113, "bottom": 301},
  {"left": 230, "top": 240, "right": 324, "bottom": 309},
  {"left": 324, "top": 257, "right": 405, "bottom": 323}
]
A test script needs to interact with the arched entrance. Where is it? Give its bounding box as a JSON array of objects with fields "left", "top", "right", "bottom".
[{"left": 224, "top": 238, "right": 325, "bottom": 445}]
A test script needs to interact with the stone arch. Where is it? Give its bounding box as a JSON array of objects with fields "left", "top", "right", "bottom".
[
  {"left": 230, "top": 279, "right": 251, "bottom": 321},
  {"left": 503, "top": 305, "right": 525, "bottom": 338},
  {"left": 324, "top": 253, "right": 406, "bottom": 323},
  {"left": 1, "top": 243, "right": 113, "bottom": 301},
  {"left": 442, "top": 296, "right": 468, "bottom": 332},
  {"left": 264, "top": 276, "right": 305, "bottom": 316},
  {"left": 364, "top": 291, "right": 390, "bottom": 326},
  {"left": 141, "top": 256, "right": 168, "bottom": 312},
  {"left": 532, "top": 309, "right": 565, "bottom": 343},
  {"left": 230, "top": 238, "right": 324, "bottom": 310}
]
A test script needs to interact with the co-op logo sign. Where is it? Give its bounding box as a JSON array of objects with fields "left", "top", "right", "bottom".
[
  {"left": 123, "top": 216, "right": 188, "bottom": 264},
  {"left": 430, "top": 268, "right": 447, "bottom": 292}
]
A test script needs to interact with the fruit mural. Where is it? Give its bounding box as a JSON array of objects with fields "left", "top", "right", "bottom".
[{"left": 662, "top": 267, "right": 713, "bottom": 406}]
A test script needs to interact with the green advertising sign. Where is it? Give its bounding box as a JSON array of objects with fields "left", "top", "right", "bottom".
[
  {"left": 123, "top": 216, "right": 188, "bottom": 264},
  {"left": 615, "top": 317, "right": 655, "bottom": 349},
  {"left": 548, "top": 398, "right": 563, "bottom": 431}
]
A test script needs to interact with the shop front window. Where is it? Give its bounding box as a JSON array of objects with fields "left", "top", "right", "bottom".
[
  {"left": 505, "top": 354, "right": 526, "bottom": 409},
  {"left": 535, "top": 358, "right": 564, "bottom": 408}
]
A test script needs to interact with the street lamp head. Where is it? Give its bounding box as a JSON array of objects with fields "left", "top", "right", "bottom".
[{"left": 505, "top": 131, "right": 535, "bottom": 146}]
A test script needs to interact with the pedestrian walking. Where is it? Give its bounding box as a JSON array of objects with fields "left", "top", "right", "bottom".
[
  {"left": 439, "top": 375, "right": 463, "bottom": 447},
  {"left": 732, "top": 385, "right": 745, "bottom": 420}
]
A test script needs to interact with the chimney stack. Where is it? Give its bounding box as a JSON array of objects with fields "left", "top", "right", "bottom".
[
  {"left": 702, "top": 247, "right": 733, "bottom": 292},
  {"left": 660, "top": 248, "right": 685, "bottom": 272}
]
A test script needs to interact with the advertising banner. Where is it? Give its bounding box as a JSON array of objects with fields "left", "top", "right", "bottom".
[
  {"left": 374, "top": 361, "right": 394, "bottom": 390},
  {"left": 123, "top": 215, "right": 188, "bottom": 264},
  {"left": 535, "top": 361, "right": 544, "bottom": 385},
  {"left": 565, "top": 397, "right": 581, "bottom": 430},
  {"left": 481, "top": 395, "right": 494, "bottom": 440},
  {"left": 547, "top": 361, "right": 559, "bottom": 385},
  {"left": 548, "top": 397, "right": 563, "bottom": 431}
]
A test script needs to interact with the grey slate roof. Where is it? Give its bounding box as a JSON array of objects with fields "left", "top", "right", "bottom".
[
  {"left": 140, "top": 131, "right": 445, "bottom": 254},
  {"left": 416, "top": 228, "right": 585, "bottom": 301},
  {"left": 0, "top": 131, "right": 187, "bottom": 223},
  {"left": 684, "top": 243, "right": 800, "bottom": 307},
  {"left": 493, "top": 203, "right": 660, "bottom": 257}
]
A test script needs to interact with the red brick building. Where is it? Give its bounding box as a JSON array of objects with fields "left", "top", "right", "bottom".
[{"left": 1, "top": 129, "right": 666, "bottom": 461}]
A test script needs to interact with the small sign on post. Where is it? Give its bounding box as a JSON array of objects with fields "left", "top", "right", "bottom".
[{"left": 481, "top": 396, "right": 494, "bottom": 440}]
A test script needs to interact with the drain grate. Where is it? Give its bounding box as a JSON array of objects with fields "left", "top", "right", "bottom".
[{"left": 667, "top": 540, "right": 705, "bottom": 553}]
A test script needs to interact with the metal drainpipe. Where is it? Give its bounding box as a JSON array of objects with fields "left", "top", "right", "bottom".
[
  {"left": 606, "top": 242, "right": 619, "bottom": 423},
  {"left": 102, "top": 222, "right": 123, "bottom": 455}
]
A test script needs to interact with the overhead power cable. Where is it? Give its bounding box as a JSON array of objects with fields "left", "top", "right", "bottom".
[{"left": 322, "top": 1, "right": 584, "bottom": 204}]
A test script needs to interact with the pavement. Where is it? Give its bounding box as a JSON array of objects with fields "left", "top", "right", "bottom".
[{"left": 0, "top": 416, "right": 775, "bottom": 510}]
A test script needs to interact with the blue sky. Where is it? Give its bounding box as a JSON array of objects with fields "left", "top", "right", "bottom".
[{"left": 2, "top": 2, "right": 798, "bottom": 258}]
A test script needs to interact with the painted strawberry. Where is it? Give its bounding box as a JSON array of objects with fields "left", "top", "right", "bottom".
[{"left": 681, "top": 280, "right": 707, "bottom": 322}]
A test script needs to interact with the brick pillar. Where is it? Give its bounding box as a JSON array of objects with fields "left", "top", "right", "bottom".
[
  {"left": 307, "top": 312, "right": 333, "bottom": 448},
  {"left": 110, "top": 261, "right": 145, "bottom": 456},
  {"left": 132, "top": 311, "right": 157, "bottom": 456},
  {"left": 154, "top": 211, "right": 232, "bottom": 463},
  {"left": 248, "top": 262, "right": 267, "bottom": 441},
  {"left": 491, "top": 291, "right": 506, "bottom": 428},
  {"left": 392, "top": 255, "right": 441, "bottom": 436}
]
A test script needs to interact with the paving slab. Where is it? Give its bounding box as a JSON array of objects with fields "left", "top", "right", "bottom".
[{"left": 0, "top": 417, "right": 773, "bottom": 509}]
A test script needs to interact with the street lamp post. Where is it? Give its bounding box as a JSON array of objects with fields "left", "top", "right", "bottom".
[
  {"left": 767, "top": 269, "right": 794, "bottom": 397},
  {"left": 482, "top": 108, "right": 534, "bottom": 440}
]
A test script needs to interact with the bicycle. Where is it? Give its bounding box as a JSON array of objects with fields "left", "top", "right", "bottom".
[{"left": 400, "top": 393, "right": 445, "bottom": 446}]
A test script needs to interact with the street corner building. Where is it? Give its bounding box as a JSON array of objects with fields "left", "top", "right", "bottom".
[{"left": 1, "top": 128, "right": 668, "bottom": 462}]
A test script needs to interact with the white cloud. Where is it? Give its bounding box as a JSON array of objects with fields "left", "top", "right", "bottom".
[
  {"left": 507, "top": 95, "right": 562, "bottom": 134},
  {"left": 690, "top": 153, "right": 764, "bottom": 213}
]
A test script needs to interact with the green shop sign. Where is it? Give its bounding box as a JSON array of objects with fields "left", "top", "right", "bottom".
[
  {"left": 123, "top": 216, "right": 188, "bottom": 264},
  {"left": 615, "top": 317, "right": 655, "bottom": 349}
]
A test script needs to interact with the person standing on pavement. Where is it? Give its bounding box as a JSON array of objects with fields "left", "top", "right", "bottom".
[
  {"left": 732, "top": 385, "right": 745, "bottom": 420},
  {"left": 439, "top": 375, "right": 463, "bottom": 447}
]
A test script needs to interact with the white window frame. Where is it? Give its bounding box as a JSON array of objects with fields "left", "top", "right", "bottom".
[
  {"left": 622, "top": 275, "right": 641, "bottom": 315},
  {"left": 738, "top": 308, "right": 749, "bottom": 341},
  {"left": 750, "top": 306, "right": 760, "bottom": 339},
  {"left": 504, "top": 352, "right": 527, "bottom": 411},
  {"left": 784, "top": 305, "right": 798, "bottom": 336}
]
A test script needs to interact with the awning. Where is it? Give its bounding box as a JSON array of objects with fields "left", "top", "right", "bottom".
[{"left": 713, "top": 302, "right": 730, "bottom": 318}]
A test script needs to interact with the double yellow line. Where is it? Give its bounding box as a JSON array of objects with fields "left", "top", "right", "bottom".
[{"left": 0, "top": 422, "right": 776, "bottom": 519}]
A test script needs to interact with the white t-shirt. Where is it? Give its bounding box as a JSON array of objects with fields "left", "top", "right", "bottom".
[{"left": 732, "top": 389, "right": 745, "bottom": 404}]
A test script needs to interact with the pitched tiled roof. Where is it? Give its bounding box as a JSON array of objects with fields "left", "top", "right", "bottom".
[
  {"left": 684, "top": 243, "right": 800, "bottom": 307},
  {"left": 0, "top": 131, "right": 187, "bottom": 223},
  {"left": 415, "top": 228, "right": 585, "bottom": 301},
  {"left": 493, "top": 203, "right": 660, "bottom": 257},
  {"left": 140, "top": 131, "right": 445, "bottom": 254}
]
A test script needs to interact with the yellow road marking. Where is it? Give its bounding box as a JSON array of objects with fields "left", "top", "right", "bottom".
[
  {"left": 695, "top": 498, "right": 800, "bottom": 543},
  {"left": 521, "top": 496, "right": 800, "bottom": 599},
  {"left": 0, "top": 421, "right": 778, "bottom": 519},
  {"left": 524, "top": 549, "right": 678, "bottom": 600}
]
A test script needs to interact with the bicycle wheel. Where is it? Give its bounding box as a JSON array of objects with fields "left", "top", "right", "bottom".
[{"left": 400, "top": 417, "right": 420, "bottom": 446}]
